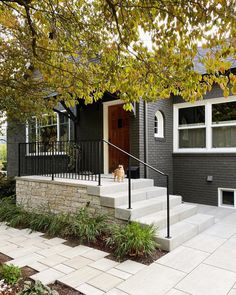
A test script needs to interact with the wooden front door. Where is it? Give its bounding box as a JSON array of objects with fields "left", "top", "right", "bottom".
[{"left": 108, "top": 104, "right": 130, "bottom": 172}]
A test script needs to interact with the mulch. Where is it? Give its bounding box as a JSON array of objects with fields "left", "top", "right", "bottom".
[
  {"left": 49, "top": 282, "right": 83, "bottom": 295},
  {"left": 0, "top": 253, "right": 12, "bottom": 264},
  {"left": 64, "top": 236, "right": 167, "bottom": 265}
]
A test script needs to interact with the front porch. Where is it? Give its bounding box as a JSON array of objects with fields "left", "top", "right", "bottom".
[{"left": 16, "top": 174, "right": 216, "bottom": 251}]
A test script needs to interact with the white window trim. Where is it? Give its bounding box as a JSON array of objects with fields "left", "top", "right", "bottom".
[
  {"left": 26, "top": 111, "right": 71, "bottom": 156},
  {"left": 173, "top": 96, "right": 236, "bottom": 153},
  {"left": 154, "top": 110, "right": 164, "bottom": 138},
  {"left": 218, "top": 188, "right": 236, "bottom": 209}
]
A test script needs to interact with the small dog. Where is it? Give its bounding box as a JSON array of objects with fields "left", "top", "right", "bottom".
[{"left": 112, "top": 165, "right": 125, "bottom": 182}]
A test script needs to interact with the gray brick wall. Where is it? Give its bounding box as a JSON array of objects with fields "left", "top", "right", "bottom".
[
  {"left": 172, "top": 84, "right": 236, "bottom": 205},
  {"left": 173, "top": 154, "right": 236, "bottom": 206},
  {"left": 145, "top": 99, "right": 174, "bottom": 192},
  {"left": 7, "top": 121, "right": 26, "bottom": 177}
]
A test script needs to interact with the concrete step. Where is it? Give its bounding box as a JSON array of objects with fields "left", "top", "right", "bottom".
[
  {"left": 87, "top": 178, "right": 154, "bottom": 196},
  {"left": 100, "top": 186, "right": 167, "bottom": 208},
  {"left": 115, "top": 195, "right": 182, "bottom": 220},
  {"left": 135, "top": 203, "right": 198, "bottom": 230},
  {"left": 156, "top": 213, "right": 215, "bottom": 251}
]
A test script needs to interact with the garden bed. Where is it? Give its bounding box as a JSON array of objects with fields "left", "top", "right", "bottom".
[
  {"left": 0, "top": 198, "right": 167, "bottom": 266},
  {"left": 64, "top": 236, "right": 167, "bottom": 265},
  {"left": 0, "top": 253, "right": 83, "bottom": 295},
  {"left": 49, "top": 282, "right": 82, "bottom": 295}
]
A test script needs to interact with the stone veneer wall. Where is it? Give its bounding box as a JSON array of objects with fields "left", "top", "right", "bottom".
[{"left": 16, "top": 178, "right": 118, "bottom": 222}]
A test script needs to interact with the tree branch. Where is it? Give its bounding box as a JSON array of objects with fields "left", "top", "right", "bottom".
[{"left": 22, "top": 1, "right": 37, "bottom": 56}]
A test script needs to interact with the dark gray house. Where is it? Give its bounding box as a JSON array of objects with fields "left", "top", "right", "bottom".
[
  {"left": 7, "top": 83, "right": 236, "bottom": 210},
  {"left": 7, "top": 46, "right": 236, "bottom": 211}
]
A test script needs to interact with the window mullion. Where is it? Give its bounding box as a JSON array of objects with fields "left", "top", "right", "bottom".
[
  {"left": 174, "top": 106, "right": 178, "bottom": 151},
  {"left": 206, "top": 102, "right": 211, "bottom": 150}
]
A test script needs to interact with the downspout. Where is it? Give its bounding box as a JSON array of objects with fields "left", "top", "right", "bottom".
[{"left": 144, "top": 100, "right": 148, "bottom": 178}]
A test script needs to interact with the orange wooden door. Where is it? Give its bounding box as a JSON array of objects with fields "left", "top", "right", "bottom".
[{"left": 108, "top": 104, "right": 130, "bottom": 172}]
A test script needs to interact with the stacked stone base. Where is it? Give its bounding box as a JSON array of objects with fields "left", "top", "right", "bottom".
[{"left": 16, "top": 177, "right": 118, "bottom": 222}]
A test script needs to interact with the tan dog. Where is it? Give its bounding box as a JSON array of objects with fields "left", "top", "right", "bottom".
[{"left": 112, "top": 165, "right": 125, "bottom": 182}]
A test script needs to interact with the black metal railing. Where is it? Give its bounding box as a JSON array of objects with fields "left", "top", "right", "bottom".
[
  {"left": 18, "top": 141, "right": 102, "bottom": 183},
  {"left": 103, "top": 139, "right": 171, "bottom": 239},
  {"left": 18, "top": 139, "right": 170, "bottom": 238}
]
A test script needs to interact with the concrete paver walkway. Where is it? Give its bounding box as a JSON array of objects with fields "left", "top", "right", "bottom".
[{"left": 1, "top": 204, "right": 236, "bottom": 294}]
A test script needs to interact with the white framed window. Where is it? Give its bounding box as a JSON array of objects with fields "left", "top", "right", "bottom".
[
  {"left": 154, "top": 110, "right": 164, "bottom": 138},
  {"left": 26, "top": 112, "right": 71, "bottom": 154},
  {"left": 173, "top": 96, "right": 236, "bottom": 153},
  {"left": 212, "top": 101, "right": 236, "bottom": 148},
  {"left": 218, "top": 188, "right": 236, "bottom": 208}
]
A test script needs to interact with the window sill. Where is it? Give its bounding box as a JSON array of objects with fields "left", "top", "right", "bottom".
[{"left": 174, "top": 148, "right": 236, "bottom": 153}]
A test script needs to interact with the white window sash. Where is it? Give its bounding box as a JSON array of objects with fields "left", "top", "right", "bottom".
[
  {"left": 25, "top": 111, "right": 71, "bottom": 155},
  {"left": 154, "top": 111, "right": 164, "bottom": 138},
  {"left": 173, "top": 96, "right": 236, "bottom": 153}
]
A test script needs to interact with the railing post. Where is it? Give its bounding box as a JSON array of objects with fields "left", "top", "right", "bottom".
[
  {"left": 128, "top": 156, "right": 132, "bottom": 209},
  {"left": 166, "top": 175, "right": 171, "bottom": 238},
  {"left": 51, "top": 142, "right": 54, "bottom": 181},
  {"left": 98, "top": 140, "right": 101, "bottom": 186},
  {"left": 18, "top": 143, "right": 21, "bottom": 177}
]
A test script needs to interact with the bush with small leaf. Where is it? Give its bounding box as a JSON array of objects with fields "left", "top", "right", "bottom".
[
  {"left": 106, "top": 222, "right": 158, "bottom": 259},
  {"left": 0, "top": 264, "right": 21, "bottom": 285},
  {"left": 17, "top": 280, "right": 59, "bottom": 295}
]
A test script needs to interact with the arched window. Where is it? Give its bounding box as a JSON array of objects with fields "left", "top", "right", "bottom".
[{"left": 154, "top": 111, "right": 164, "bottom": 138}]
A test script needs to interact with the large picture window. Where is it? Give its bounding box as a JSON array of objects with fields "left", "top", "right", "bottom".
[
  {"left": 174, "top": 97, "right": 236, "bottom": 152},
  {"left": 27, "top": 113, "right": 71, "bottom": 153}
]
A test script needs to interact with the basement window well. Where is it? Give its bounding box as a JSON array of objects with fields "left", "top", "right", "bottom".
[{"left": 218, "top": 188, "right": 236, "bottom": 208}]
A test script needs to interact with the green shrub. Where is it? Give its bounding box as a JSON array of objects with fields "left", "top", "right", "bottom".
[
  {"left": 1, "top": 160, "right": 7, "bottom": 171},
  {"left": 0, "top": 264, "right": 22, "bottom": 285},
  {"left": 18, "top": 280, "right": 59, "bottom": 295},
  {"left": 0, "top": 144, "right": 7, "bottom": 162},
  {"left": 0, "top": 176, "right": 16, "bottom": 199},
  {"left": 47, "top": 212, "right": 72, "bottom": 237},
  {"left": 0, "top": 197, "right": 22, "bottom": 223},
  {"left": 67, "top": 208, "right": 108, "bottom": 242},
  {"left": 29, "top": 212, "right": 54, "bottom": 233},
  {"left": 106, "top": 222, "right": 158, "bottom": 259},
  {"left": 0, "top": 198, "right": 31, "bottom": 228},
  {"left": 0, "top": 199, "right": 108, "bottom": 243}
]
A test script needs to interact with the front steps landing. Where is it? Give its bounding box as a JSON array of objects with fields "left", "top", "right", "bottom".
[
  {"left": 17, "top": 176, "right": 215, "bottom": 251},
  {"left": 97, "top": 178, "right": 215, "bottom": 251}
]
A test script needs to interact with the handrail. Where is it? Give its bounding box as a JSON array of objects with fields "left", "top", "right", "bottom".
[
  {"left": 103, "top": 139, "right": 167, "bottom": 177},
  {"left": 102, "top": 139, "right": 171, "bottom": 239},
  {"left": 18, "top": 139, "right": 171, "bottom": 239}
]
